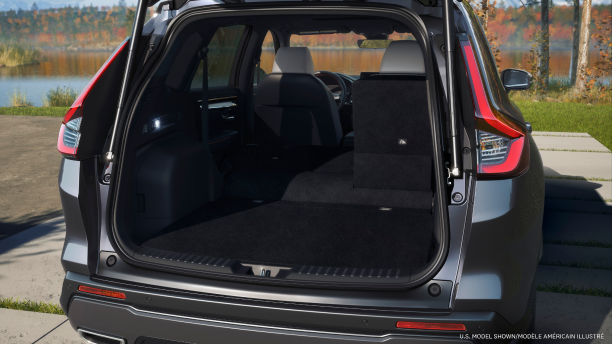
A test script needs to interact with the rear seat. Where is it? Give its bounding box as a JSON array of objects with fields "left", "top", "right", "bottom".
[{"left": 350, "top": 40, "right": 433, "bottom": 191}]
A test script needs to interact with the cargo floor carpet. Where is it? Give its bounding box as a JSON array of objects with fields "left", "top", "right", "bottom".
[
  {"left": 142, "top": 199, "right": 433, "bottom": 269},
  {"left": 142, "top": 144, "right": 434, "bottom": 269}
]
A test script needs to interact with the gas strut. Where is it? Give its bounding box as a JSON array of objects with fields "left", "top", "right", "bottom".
[
  {"left": 104, "top": 0, "right": 152, "bottom": 162},
  {"left": 443, "top": 0, "right": 461, "bottom": 177}
]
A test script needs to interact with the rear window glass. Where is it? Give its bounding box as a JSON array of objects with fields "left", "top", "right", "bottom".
[
  {"left": 255, "top": 31, "right": 276, "bottom": 86},
  {"left": 260, "top": 31, "right": 276, "bottom": 75},
  {"left": 191, "top": 25, "right": 246, "bottom": 89},
  {"left": 289, "top": 32, "right": 413, "bottom": 77}
]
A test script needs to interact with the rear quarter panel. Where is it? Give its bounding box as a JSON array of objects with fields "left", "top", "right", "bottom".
[{"left": 454, "top": 134, "right": 544, "bottom": 325}]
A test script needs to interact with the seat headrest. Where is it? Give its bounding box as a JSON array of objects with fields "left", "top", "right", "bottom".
[
  {"left": 380, "top": 40, "right": 425, "bottom": 74},
  {"left": 272, "top": 47, "right": 315, "bottom": 75}
]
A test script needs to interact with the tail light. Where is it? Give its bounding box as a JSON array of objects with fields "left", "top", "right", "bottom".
[
  {"left": 57, "top": 39, "right": 129, "bottom": 159},
  {"left": 460, "top": 39, "right": 529, "bottom": 180},
  {"left": 397, "top": 321, "right": 466, "bottom": 331},
  {"left": 78, "top": 285, "right": 126, "bottom": 299}
]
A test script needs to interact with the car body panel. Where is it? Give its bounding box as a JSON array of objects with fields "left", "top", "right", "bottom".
[
  {"left": 455, "top": 134, "right": 544, "bottom": 324},
  {"left": 57, "top": 0, "right": 544, "bottom": 341},
  {"left": 95, "top": 252, "right": 453, "bottom": 310},
  {"left": 61, "top": 272, "right": 530, "bottom": 343},
  {"left": 68, "top": 296, "right": 476, "bottom": 344},
  {"left": 59, "top": 158, "right": 90, "bottom": 276}
]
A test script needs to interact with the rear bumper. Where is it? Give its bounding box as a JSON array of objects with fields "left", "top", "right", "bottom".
[
  {"left": 61, "top": 272, "right": 532, "bottom": 344},
  {"left": 68, "top": 297, "right": 474, "bottom": 344}
]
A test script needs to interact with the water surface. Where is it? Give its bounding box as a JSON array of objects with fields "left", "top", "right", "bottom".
[
  {"left": 0, "top": 51, "right": 111, "bottom": 107},
  {"left": 0, "top": 49, "right": 601, "bottom": 107}
]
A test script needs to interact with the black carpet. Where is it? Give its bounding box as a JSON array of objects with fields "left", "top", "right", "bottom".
[
  {"left": 141, "top": 144, "right": 434, "bottom": 269},
  {"left": 142, "top": 199, "right": 433, "bottom": 269},
  {"left": 222, "top": 144, "right": 432, "bottom": 209}
]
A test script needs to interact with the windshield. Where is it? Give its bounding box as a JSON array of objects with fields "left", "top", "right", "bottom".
[{"left": 264, "top": 32, "right": 414, "bottom": 77}]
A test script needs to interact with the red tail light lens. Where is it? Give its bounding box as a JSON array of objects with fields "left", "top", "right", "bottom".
[
  {"left": 78, "top": 285, "right": 126, "bottom": 299},
  {"left": 397, "top": 321, "right": 466, "bottom": 331},
  {"left": 57, "top": 39, "right": 129, "bottom": 158},
  {"left": 460, "top": 39, "right": 529, "bottom": 179}
]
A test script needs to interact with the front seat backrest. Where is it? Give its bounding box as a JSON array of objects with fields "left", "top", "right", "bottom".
[
  {"left": 351, "top": 40, "right": 433, "bottom": 191},
  {"left": 254, "top": 47, "right": 343, "bottom": 146}
]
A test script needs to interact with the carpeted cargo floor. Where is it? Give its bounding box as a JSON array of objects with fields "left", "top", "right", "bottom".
[{"left": 141, "top": 144, "right": 434, "bottom": 269}]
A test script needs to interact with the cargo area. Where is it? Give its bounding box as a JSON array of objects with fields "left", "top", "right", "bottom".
[
  {"left": 110, "top": 10, "right": 448, "bottom": 286},
  {"left": 139, "top": 143, "right": 434, "bottom": 269}
]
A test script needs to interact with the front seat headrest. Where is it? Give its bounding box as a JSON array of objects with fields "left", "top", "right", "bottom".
[
  {"left": 380, "top": 40, "right": 425, "bottom": 74},
  {"left": 272, "top": 47, "right": 315, "bottom": 75}
]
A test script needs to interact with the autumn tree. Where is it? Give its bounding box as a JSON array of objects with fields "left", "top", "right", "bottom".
[
  {"left": 465, "top": 0, "right": 502, "bottom": 69},
  {"left": 574, "top": 0, "right": 592, "bottom": 92},
  {"left": 541, "top": 0, "right": 550, "bottom": 89},
  {"left": 569, "top": 0, "right": 580, "bottom": 85}
]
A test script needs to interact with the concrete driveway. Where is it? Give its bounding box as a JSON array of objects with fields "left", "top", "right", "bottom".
[{"left": 0, "top": 115, "right": 64, "bottom": 241}]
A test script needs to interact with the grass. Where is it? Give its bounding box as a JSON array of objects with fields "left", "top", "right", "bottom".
[
  {"left": 515, "top": 101, "right": 612, "bottom": 151},
  {"left": 0, "top": 43, "right": 42, "bottom": 67},
  {"left": 7, "top": 86, "right": 33, "bottom": 107},
  {"left": 42, "top": 86, "right": 79, "bottom": 107},
  {"left": 537, "top": 283, "right": 611, "bottom": 298},
  {"left": 0, "top": 106, "right": 68, "bottom": 117},
  {"left": 540, "top": 260, "right": 612, "bottom": 270},
  {"left": 543, "top": 238, "right": 612, "bottom": 249},
  {"left": 0, "top": 297, "right": 65, "bottom": 315}
]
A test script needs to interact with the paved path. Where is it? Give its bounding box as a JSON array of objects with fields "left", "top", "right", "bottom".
[
  {"left": 533, "top": 135, "right": 611, "bottom": 152},
  {"left": 540, "top": 151, "right": 612, "bottom": 179},
  {"left": 533, "top": 132, "right": 612, "bottom": 343},
  {"left": 0, "top": 130, "right": 611, "bottom": 342},
  {"left": 542, "top": 244, "right": 612, "bottom": 267},
  {"left": 545, "top": 179, "right": 611, "bottom": 201},
  {"left": 0, "top": 116, "right": 64, "bottom": 241},
  {"left": 535, "top": 292, "right": 612, "bottom": 343},
  {"left": 0, "top": 217, "right": 66, "bottom": 303},
  {"left": 0, "top": 308, "right": 81, "bottom": 344}
]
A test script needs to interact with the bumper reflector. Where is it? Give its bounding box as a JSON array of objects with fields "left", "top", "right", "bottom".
[
  {"left": 78, "top": 285, "right": 126, "bottom": 299},
  {"left": 396, "top": 321, "right": 466, "bottom": 331}
]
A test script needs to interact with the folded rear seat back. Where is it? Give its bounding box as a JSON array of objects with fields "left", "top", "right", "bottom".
[{"left": 351, "top": 40, "right": 433, "bottom": 191}]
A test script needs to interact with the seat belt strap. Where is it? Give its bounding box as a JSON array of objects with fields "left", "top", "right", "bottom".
[
  {"left": 246, "top": 55, "right": 260, "bottom": 142},
  {"left": 199, "top": 47, "right": 209, "bottom": 144},
  {"left": 256, "top": 60, "right": 261, "bottom": 87}
]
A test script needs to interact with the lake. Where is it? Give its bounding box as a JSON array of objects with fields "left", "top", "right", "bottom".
[{"left": 0, "top": 49, "right": 602, "bottom": 107}]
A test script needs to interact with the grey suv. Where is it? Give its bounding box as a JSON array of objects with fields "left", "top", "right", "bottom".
[{"left": 57, "top": 0, "right": 544, "bottom": 343}]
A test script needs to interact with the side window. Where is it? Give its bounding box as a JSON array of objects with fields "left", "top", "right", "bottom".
[
  {"left": 462, "top": 4, "right": 516, "bottom": 115},
  {"left": 254, "top": 31, "right": 276, "bottom": 86},
  {"left": 190, "top": 25, "right": 246, "bottom": 90}
]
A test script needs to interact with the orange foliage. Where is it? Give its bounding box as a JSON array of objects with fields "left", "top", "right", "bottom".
[
  {"left": 56, "top": 33, "right": 66, "bottom": 44},
  {"left": 488, "top": 21, "right": 516, "bottom": 44},
  {"left": 522, "top": 24, "right": 538, "bottom": 42},
  {"left": 549, "top": 22, "right": 572, "bottom": 41},
  {"left": 113, "top": 27, "right": 127, "bottom": 39}
]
